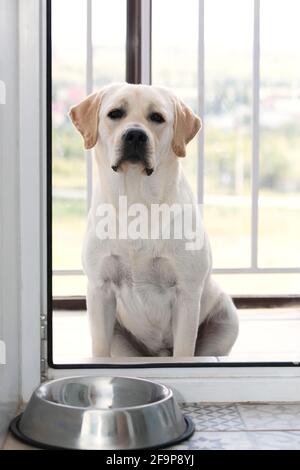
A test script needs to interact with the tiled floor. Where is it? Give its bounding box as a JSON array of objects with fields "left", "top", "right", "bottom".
[
  {"left": 4, "top": 403, "right": 300, "bottom": 450},
  {"left": 53, "top": 308, "right": 300, "bottom": 363},
  {"left": 169, "top": 403, "right": 300, "bottom": 450}
]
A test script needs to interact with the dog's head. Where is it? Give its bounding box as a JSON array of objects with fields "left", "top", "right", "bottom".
[{"left": 69, "top": 83, "right": 201, "bottom": 175}]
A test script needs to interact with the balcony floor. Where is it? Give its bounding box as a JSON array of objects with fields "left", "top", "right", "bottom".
[{"left": 52, "top": 308, "right": 300, "bottom": 363}]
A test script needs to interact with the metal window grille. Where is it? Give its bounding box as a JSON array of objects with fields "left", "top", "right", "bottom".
[{"left": 53, "top": 0, "right": 300, "bottom": 280}]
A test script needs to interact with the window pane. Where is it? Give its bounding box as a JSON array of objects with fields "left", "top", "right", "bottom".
[
  {"left": 259, "top": 0, "right": 300, "bottom": 268},
  {"left": 52, "top": 0, "right": 300, "bottom": 298},
  {"left": 52, "top": 0, "right": 126, "bottom": 281},
  {"left": 53, "top": 275, "right": 86, "bottom": 297},
  {"left": 204, "top": 0, "right": 253, "bottom": 268},
  {"left": 52, "top": 0, "right": 87, "bottom": 271},
  {"left": 152, "top": 0, "right": 199, "bottom": 193},
  {"left": 92, "top": 0, "right": 126, "bottom": 87}
]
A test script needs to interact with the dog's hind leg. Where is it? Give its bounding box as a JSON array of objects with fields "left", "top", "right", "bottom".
[{"left": 195, "top": 294, "right": 239, "bottom": 357}]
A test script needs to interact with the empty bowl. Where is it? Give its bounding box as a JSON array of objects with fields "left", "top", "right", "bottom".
[{"left": 10, "top": 376, "right": 194, "bottom": 450}]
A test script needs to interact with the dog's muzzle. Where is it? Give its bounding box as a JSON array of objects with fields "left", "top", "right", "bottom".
[{"left": 112, "top": 128, "right": 154, "bottom": 176}]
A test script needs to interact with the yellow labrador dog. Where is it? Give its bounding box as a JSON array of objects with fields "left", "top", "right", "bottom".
[{"left": 70, "top": 83, "right": 238, "bottom": 358}]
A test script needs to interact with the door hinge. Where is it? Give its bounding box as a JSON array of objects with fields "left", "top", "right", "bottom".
[{"left": 41, "top": 314, "right": 48, "bottom": 382}]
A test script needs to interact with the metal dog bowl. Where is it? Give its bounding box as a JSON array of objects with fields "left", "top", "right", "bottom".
[{"left": 10, "top": 376, "right": 194, "bottom": 450}]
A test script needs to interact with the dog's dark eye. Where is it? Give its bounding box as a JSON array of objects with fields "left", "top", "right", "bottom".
[
  {"left": 108, "top": 108, "right": 125, "bottom": 120},
  {"left": 149, "top": 112, "right": 165, "bottom": 124}
]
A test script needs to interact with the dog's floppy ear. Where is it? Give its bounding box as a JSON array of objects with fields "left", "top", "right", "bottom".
[
  {"left": 172, "top": 98, "right": 202, "bottom": 157},
  {"left": 69, "top": 91, "right": 105, "bottom": 150}
]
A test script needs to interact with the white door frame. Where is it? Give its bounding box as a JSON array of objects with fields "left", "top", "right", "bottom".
[
  {"left": 19, "top": 0, "right": 47, "bottom": 401},
  {"left": 19, "top": 0, "right": 300, "bottom": 403}
]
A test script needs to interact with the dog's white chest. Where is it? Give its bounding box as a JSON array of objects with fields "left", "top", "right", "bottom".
[{"left": 114, "top": 255, "right": 177, "bottom": 355}]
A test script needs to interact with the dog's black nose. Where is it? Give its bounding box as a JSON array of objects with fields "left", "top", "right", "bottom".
[{"left": 123, "top": 129, "right": 148, "bottom": 145}]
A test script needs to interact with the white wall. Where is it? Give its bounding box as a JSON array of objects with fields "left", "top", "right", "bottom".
[{"left": 0, "top": 0, "right": 21, "bottom": 447}]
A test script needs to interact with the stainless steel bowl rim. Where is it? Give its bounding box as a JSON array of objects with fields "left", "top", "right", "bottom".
[{"left": 35, "top": 375, "right": 173, "bottom": 411}]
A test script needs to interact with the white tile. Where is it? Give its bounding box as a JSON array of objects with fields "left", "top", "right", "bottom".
[
  {"left": 237, "top": 404, "right": 300, "bottom": 430},
  {"left": 248, "top": 431, "right": 300, "bottom": 450},
  {"left": 168, "top": 432, "right": 254, "bottom": 450}
]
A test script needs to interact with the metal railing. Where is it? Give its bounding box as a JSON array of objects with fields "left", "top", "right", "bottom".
[{"left": 53, "top": 0, "right": 300, "bottom": 279}]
